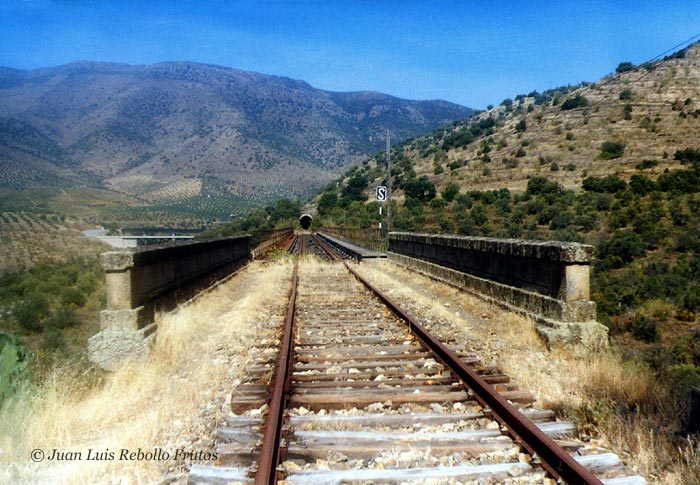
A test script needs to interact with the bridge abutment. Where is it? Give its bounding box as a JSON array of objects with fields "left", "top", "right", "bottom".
[{"left": 89, "top": 236, "right": 252, "bottom": 370}]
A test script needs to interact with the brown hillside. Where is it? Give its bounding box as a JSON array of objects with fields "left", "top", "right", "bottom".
[{"left": 377, "top": 43, "right": 700, "bottom": 195}]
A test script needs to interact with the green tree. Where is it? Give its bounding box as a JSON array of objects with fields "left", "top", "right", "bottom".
[
  {"left": 317, "top": 190, "right": 338, "bottom": 215},
  {"left": 14, "top": 292, "right": 50, "bottom": 332},
  {"left": 597, "top": 230, "right": 645, "bottom": 269},
  {"left": 404, "top": 176, "right": 436, "bottom": 201},
  {"left": 600, "top": 141, "right": 625, "bottom": 160},
  {"left": 442, "top": 182, "right": 459, "bottom": 202},
  {"left": 526, "top": 177, "right": 561, "bottom": 196},
  {"left": 341, "top": 173, "right": 368, "bottom": 205},
  {"left": 616, "top": 61, "right": 636, "bottom": 73},
  {"left": 561, "top": 95, "right": 588, "bottom": 110}
]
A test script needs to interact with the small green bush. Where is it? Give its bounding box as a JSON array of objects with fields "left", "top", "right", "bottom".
[
  {"left": 561, "top": 95, "right": 588, "bottom": 110},
  {"left": 600, "top": 141, "right": 625, "bottom": 160},
  {"left": 682, "top": 285, "right": 700, "bottom": 313},
  {"left": 14, "top": 293, "right": 50, "bottom": 332},
  {"left": 60, "top": 287, "right": 86, "bottom": 308},
  {"left": 616, "top": 61, "right": 636, "bottom": 73},
  {"left": 582, "top": 175, "right": 627, "bottom": 193},
  {"left": 631, "top": 316, "right": 661, "bottom": 342},
  {"left": 42, "top": 328, "right": 67, "bottom": 353},
  {"left": 635, "top": 159, "right": 658, "bottom": 170},
  {"left": 442, "top": 182, "right": 459, "bottom": 202},
  {"left": 597, "top": 230, "right": 645, "bottom": 269},
  {"left": 46, "top": 306, "right": 77, "bottom": 330}
]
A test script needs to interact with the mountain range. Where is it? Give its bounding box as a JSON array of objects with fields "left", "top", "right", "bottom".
[{"left": 0, "top": 61, "right": 472, "bottom": 204}]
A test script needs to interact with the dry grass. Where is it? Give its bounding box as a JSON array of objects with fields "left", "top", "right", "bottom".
[
  {"left": 351, "top": 259, "right": 700, "bottom": 484},
  {"left": 0, "top": 259, "right": 292, "bottom": 484}
]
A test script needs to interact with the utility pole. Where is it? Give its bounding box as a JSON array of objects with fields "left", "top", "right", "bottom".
[{"left": 386, "top": 129, "right": 392, "bottom": 233}]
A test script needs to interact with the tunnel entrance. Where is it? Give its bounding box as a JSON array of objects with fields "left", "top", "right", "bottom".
[{"left": 299, "top": 214, "right": 313, "bottom": 230}]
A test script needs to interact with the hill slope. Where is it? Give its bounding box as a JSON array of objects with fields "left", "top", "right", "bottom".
[
  {"left": 0, "top": 62, "right": 472, "bottom": 205},
  {"left": 378, "top": 43, "right": 700, "bottom": 195}
]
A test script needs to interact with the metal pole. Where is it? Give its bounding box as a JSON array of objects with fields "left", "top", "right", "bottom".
[{"left": 386, "top": 130, "right": 392, "bottom": 234}]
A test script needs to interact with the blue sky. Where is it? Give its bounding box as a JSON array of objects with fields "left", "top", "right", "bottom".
[{"left": 1, "top": 0, "right": 699, "bottom": 108}]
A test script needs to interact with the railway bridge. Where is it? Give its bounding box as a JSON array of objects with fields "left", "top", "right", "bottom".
[{"left": 87, "top": 228, "right": 645, "bottom": 484}]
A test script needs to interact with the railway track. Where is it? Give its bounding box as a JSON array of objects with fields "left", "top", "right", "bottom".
[{"left": 189, "top": 234, "right": 646, "bottom": 485}]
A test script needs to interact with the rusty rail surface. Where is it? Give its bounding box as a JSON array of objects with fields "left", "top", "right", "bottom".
[{"left": 254, "top": 260, "right": 299, "bottom": 485}]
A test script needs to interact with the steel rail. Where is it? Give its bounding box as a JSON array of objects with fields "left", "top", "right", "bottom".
[
  {"left": 311, "top": 234, "right": 602, "bottom": 485},
  {"left": 253, "top": 258, "right": 299, "bottom": 485},
  {"left": 311, "top": 234, "right": 343, "bottom": 263},
  {"left": 282, "top": 233, "right": 297, "bottom": 253},
  {"left": 300, "top": 233, "right": 307, "bottom": 255}
]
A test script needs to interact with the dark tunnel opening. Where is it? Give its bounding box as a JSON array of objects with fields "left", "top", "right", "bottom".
[{"left": 299, "top": 214, "right": 313, "bottom": 230}]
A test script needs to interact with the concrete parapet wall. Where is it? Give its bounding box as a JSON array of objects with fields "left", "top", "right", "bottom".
[
  {"left": 251, "top": 228, "right": 294, "bottom": 258},
  {"left": 89, "top": 235, "right": 251, "bottom": 370},
  {"left": 388, "top": 233, "right": 607, "bottom": 349},
  {"left": 389, "top": 232, "right": 593, "bottom": 304}
]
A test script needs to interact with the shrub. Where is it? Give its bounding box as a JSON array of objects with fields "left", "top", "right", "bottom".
[
  {"left": 429, "top": 197, "right": 447, "bottom": 210},
  {"left": 619, "top": 88, "right": 633, "bottom": 100},
  {"left": 674, "top": 148, "right": 700, "bottom": 166},
  {"left": 682, "top": 285, "right": 700, "bottom": 313},
  {"left": 537, "top": 205, "right": 561, "bottom": 225},
  {"left": 443, "top": 129, "right": 474, "bottom": 150},
  {"left": 561, "top": 95, "right": 588, "bottom": 110},
  {"left": 60, "top": 287, "right": 86, "bottom": 308},
  {"left": 46, "top": 306, "right": 78, "bottom": 330},
  {"left": 623, "top": 104, "right": 633, "bottom": 120},
  {"left": 526, "top": 177, "right": 561, "bottom": 196},
  {"left": 582, "top": 175, "right": 627, "bottom": 193},
  {"left": 404, "top": 176, "right": 436, "bottom": 201},
  {"left": 442, "top": 182, "right": 459, "bottom": 202},
  {"left": 631, "top": 316, "right": 661, "bottom": 342},
  {"left": 14, "top": 292, "right": 50, "bottom": 332},
  {"left": 438, "top": 214, "right": 455, "bottom": 233},
  {"left": 663, "top": 364, "right": 700, "bottom": 406},
  {"left": 600, "top": 141, "right": 625, "bottom": 159},
  {"left": 616, "top": 61, "right": 636, "bottom": 73},
  {"left": 471, "top": 204, "right": 488, "bottom": 226},
  {"left": 657, "top": 169, "right": 700, "bottom": 193},
  {"left": 42, "top": 328, "right": 67, "bottom": 352},
  {"left": 515, "top": 119, "right": 527, "bottom": 132},
  {"left": 635, "top": 159, "right": 658, "bottom": 170},
  {"left": 341, "top": 173, "right": 368, "bottom": 205},
  {"left": 597, "top": 230, "right": 645, "bottom": 268},
  {"left": 317, "top": 190, "right": 338, "bottom": 215},
  {"left": 629, "top": 174, "right": 656, "bottom": 195}
]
